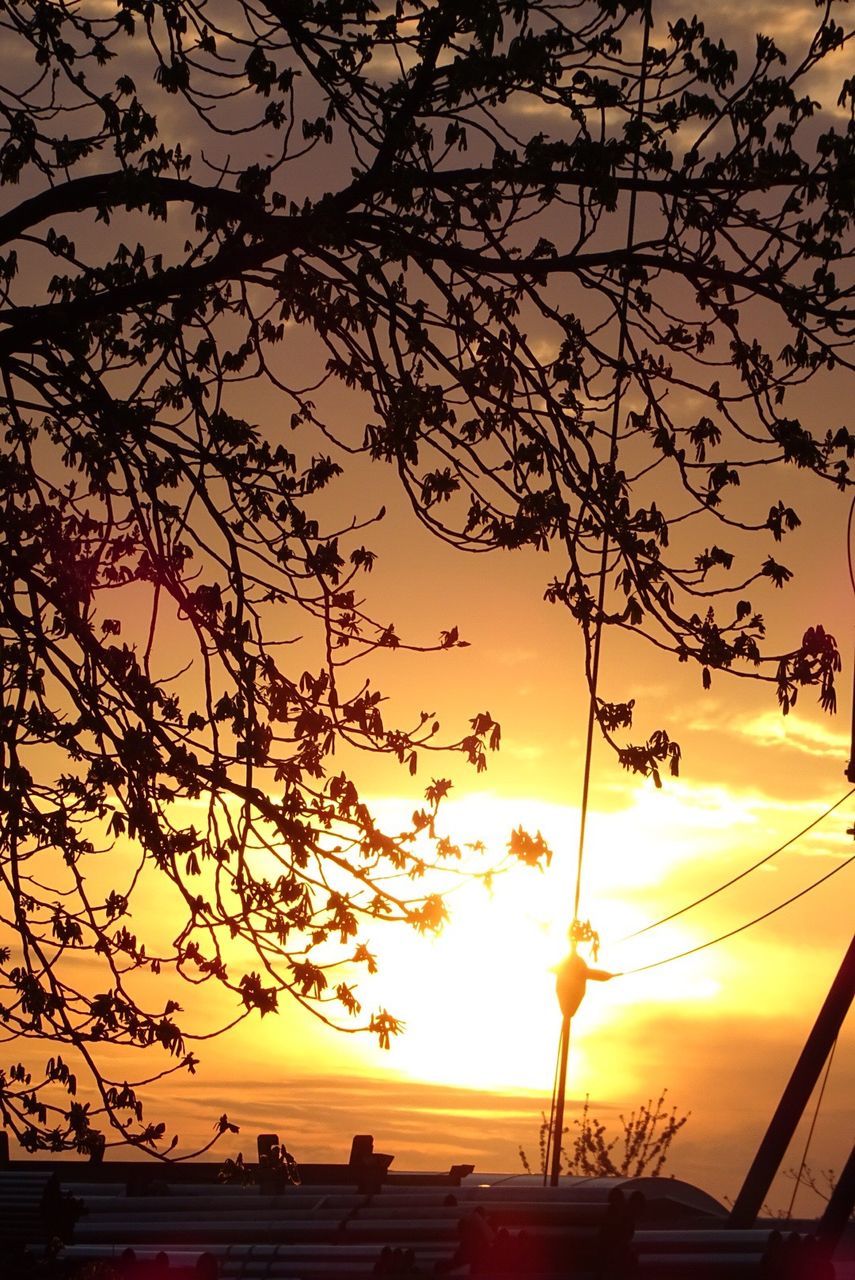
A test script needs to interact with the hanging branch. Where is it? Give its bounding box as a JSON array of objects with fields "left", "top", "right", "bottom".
[{"left": 0, "top": 0, "right": 851, "bottom": 1155}]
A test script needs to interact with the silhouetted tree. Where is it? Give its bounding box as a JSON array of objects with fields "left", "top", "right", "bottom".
[
  {"left": 0, "top": 1, "right": 851, "bottom": 1155},
  {"left": 519, "top": 1090, "right": 689, "bottom": 1178}
]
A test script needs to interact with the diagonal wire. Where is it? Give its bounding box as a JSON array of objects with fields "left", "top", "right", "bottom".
[
  {"left": 616, "top": 854, "right": 855, "bottom": 975},
  {"left": 547, "top": 3, "right": 654, "bottom": 1184},
  {"left": 785, "top": 1035, "right": 838, "bottom": 1220},
  {"left": 613, "top": 788, "right": 854, "bottom": 944},
  {"left": 542, "top": 1030, "right": 562, "bottom": 1187},
  {"left": 847, "top": 492, "right": 855, "bottom": 598},
  {"left": 572, "top": 5, "right": 653, "bottom": 926}
]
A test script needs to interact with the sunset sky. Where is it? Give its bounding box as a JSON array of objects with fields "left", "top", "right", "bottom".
[
  {"left": 111, "top": 375, "right": 854, "bottom": 1207},
  {"left": 176, "top": 0, "right": 855, "bottom": 1203},
  {"left": 141, "top": 446, "right": 852, "bottom": 1211},
  {"left": 2, "top": 0, "right": 853, "bottom": 1221}
]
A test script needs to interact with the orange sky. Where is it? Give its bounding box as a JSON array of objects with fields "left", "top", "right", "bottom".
[
  {"left": 2, "top": 0, "right": 853, "bottom": 1218},
  {"left": 119, "top": 448, "right": 853, "bottom": 1211}
]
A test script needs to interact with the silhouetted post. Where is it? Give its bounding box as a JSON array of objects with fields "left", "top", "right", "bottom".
[
  {"left": 729, "top": 932, "right": 855, "bottom": 1227},
  {"left": 549, "top": 1013, "right": 572, "bottom": 1187},
  {"left": 350, "top": 1134, "right": 374, "bottom": 1166},
  {"left": 818, "top": 1142, "right": 855, "bottom": 1250},
  {"left": 257, "top": 1133, "right": 280, "bottom": 1166},
  {"left": 549, "top": 952, "right": 614, "bottom": 1187},
  {"left": 846, "top": 644, "right": 855, "bottom": 784}
]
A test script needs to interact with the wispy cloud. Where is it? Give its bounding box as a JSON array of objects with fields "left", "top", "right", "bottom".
[{"left": 736, "top": 711, "right": 849, "bottom": 759}]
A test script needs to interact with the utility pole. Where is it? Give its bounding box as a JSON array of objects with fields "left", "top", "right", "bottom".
[
  {"left": 819, "top": 1142, "right": 855, "bottom": 1250},
  {"left": 731, "top": 635, "right": 855, "bottom": 1225},
  {"left": 549, "top": 1012, "right": 572, "bottom": 1188},
  {"left": 729, "top": 932, "right": 855, "bottom": 1227},
  {"left": 847, "top": 643, "right": 855, "bottom": 785},
  {"left": 549, "top": 952, "right": 614, "bottom": 1187}
]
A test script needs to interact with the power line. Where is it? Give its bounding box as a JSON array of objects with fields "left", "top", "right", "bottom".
[
  {"left": 570, "top": 6, "right": 652, "bottom": 927},
  {"left": 614, "top": 789, "right": 855, "bottom": 944},
  {"left": 616, "top": 853, "right": 855, "bottom": 976},
  {"left": 847, "top": 491, "right": 855, "bottom": 599},
  {"left": 612, "top": 396, "right": 855, "bottom": 963},
  {"left": 846, "top": 493, "right": 855, "bottom": 785},
  {"left": 547, "top": 2, "right": 653, "bottom": 1189},
  {"left": 785, "top": 1034, "right": 838, "bottom": 1220},
  {"left": 541, "top": 1022, "right": 562, "bottom": 1187}
]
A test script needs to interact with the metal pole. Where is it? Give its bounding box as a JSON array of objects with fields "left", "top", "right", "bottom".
[
  {"left": 846, "top": 640, "right": 855, "bottom": 784},
  {"left": 549, "top": 1014, "right": 571, "bottom": 1187},
  {"left": 818, "top": 1142, "right": 855, "bottom": 1250},
  {"left": 729, "top": 932, "right": 855, "bottom": 1227}
]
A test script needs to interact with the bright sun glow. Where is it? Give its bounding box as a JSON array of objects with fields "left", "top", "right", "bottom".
[{"left": 344, "top": 788, "right": 731, "bottom": 1096}]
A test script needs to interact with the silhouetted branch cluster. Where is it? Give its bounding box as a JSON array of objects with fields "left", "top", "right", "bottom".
[{"left": 520, "top": 1089, "right": 689, "bottom": 1178}]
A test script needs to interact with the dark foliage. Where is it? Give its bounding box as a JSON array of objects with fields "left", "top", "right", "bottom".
[
  {"left": 519, "top": 1089, "right": 689, "bottom": 1178},
  {"left": 0, "top": 0, "right": 851, "bottom": 1155}
]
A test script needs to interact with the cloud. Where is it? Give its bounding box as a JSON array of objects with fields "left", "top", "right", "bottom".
[
  {"left": 131, "top": 1004, "right": 854, "bottom": 1215},
  {"left": 736, "top": 711, "right": 850, "bottom": 759}
]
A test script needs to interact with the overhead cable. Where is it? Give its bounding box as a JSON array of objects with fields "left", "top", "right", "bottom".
[
  {"left": 617, "top": 854, "right": 855, "bottom": 976},
  {"left": 786, "top": 1035, "right": 839, "bottom": 1220},
  {"left": 614, "top": 788, "right": 855, "bottom": 944},
  {"left": 547, "top": 3, "right": 654, "bottom": 1189},
  {"left": 847, "top": 491, "right": 855, "bottom": 599}
]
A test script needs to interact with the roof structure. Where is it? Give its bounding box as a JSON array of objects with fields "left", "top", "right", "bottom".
[{"left": 2, "top": 1135, "right": 853, "bottom": 1280}]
